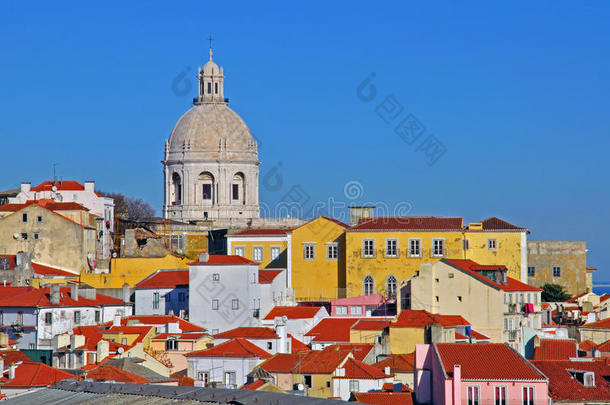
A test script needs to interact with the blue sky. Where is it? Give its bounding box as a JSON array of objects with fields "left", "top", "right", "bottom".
[{"left": 1, "top": 1, "right": 608, "bottom": 281}]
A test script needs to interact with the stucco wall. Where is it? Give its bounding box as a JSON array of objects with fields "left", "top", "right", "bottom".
[{"left": 527, "top": 241, "right": 587, "bottom": 296}]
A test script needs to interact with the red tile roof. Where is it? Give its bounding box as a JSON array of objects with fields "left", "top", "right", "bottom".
[
  {"left": 31, "top": 263, "right": 77, "bottom": 277},
  {"left": 240, "top": 379, "right": 267, "bottom": 390},
  {"left": 579, "top": 340, "right": 598, "bottom": 352},
  {"left": 393, "top": 310, "right": 469, "bottom": 328},
  {"left": 443, "top": 259, "right": 542, "bottom": 292},
  {"left": 351, "top": 319, "right": 392, "bottom": 331},
  {"left": 257, "top": 353, "right": 305, "bottom": 373},
  {"left": 31, "top": 180, "right": 85, "bottom": 192},
  {"left": 83, "top": 364, "right": 149, "bottom": 384},
  {"left": 470, "top": 330, "right": 490, "bottom": 341},
  {"left": 336, "top": 357, "right": 390, "bottom": 379},
  {"left": 582, "top": 318, "right": 610, "bottom": 329},
  {"left": 110, "top": 315, "right": 205, "bottom": 332},
  {"left": 214, "top": 327, "right": 278, "bottom": 339},
  {"left": 0, "top": 286, "right": 127, "bottom": 308},
  {"left": 322, "top": 343, "right": 374, "bottom": 362},
  {"left": 476, "top": 217, "right": 527, "bottom": 231},
  {"left": 373, "top": 353, "right": 415, "bottom": 373},
  {"left": 305, "top": 318, "right": 361, "bottom": 342},
  {"left": 135, "top": 269, "right": 189, "bottom": 289},
  {"left": 349, "top": 216, "right": 463, "bottom": 231},
  {"left": 67, "top": 325, "right": 128, "bottom": 352},
  {"left": 191, "top": 255, "right": 258, "bottom": 265},
  {"left": 231, "top": 228, "right": 293, "bottom": 236},
  {"left": 296, "top": 349, "right": 351, "bottom": 374},
  {"left": 185, "top": 338, "right": 271, "bottom": 359},
  {"left": 264, "top": 306, "right": 324, "bottom": 320},
  {"left": 3, "top": 361, "right": 74, "bottom": 387},
  {"left": 0, "top": 350, "right": 31, "bottom": 365},
  {"left": 532, "top": 359, "right": 610, "bottom": 402},
  {"left": 597, "top": 340, "right": 610, "bottom": 352},
  {"left": 319, "top": 216, "right": 349, "bottom": 228},
  {"left": 534, "top": 339, "right": 577, "bottom": 360},
  {"left": 0, "top": 200, "right": 89, "bottom": 212},
  {"left": 435, "top": 343, "right": 546, "bottom": 380},
  {"left": 289, "top": 334, "right": 310, "bottom": 353},
  {"left": 351, "top": 392, "right": 415, "bottom": 405},
  {"left": 258, "top": 269, "right": 283, "bottom": 284},
  {"left": 152, "top": 332, "right": 207, "bottom": 341}
]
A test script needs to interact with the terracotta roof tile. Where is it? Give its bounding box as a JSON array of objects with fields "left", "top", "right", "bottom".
[
  {"left": 443, "top": 259, "right": 542, "bottom": 292},
  {"left": 373, "top": 353, "right": 415, "bottom": 373},
  {"left": 579, "top": 340, "right": 598, "bottom": 352},
  {"left": 3, "top": 361, "right": 74, "bottom": 387},
  {"left": 214, "top": 327, "right": 278, "bottom": 339},
  {"left": 296, "top": 349, "right": 350, "bottom": 374},
  {"left": 264, "top": 306, "right": 324, "bottom": 320},
  {"left": 0, "top": 350, "right": 31, "bottom": 365},
  {"left": 191, "top": 255, "right": 258, "bottom": 266},
  {"left": 349, "top": 216, "right": 463, "bottom": 231},
  {"left": 597, "top": 340, "right": 610, "bottom": 352},
  {"left": 393, "top": 310, "right": 469, "bottom": 328},
  {"left": 305, "top": 318, "right": 360, "bottom": 342},
  {"left": 31, "top": 180, "right": 85, "bottom": 192},
  {"left": 532, "top": 359, "right": 610, "bottom": 401},
  {"left": 335, "top": 357, "right": 390, "bottom": 379},
  {"left": 258, "top": 269, "right": 283, "bottom": 284},
  {"left": 257, "top": 353, "right": 305, "bottom": 373},
  {"left": 289, "top": 334, "right": 310, "bottom": 353},
  {"left": 31, "top": 263, "right": 77, "bottom": 277},
  {"left": 477, "top": 217, "right": 527, "bottom": 231},
  {"left": 0, "top": 286, "right": 127, "bottom": 307},
  {"left": 351, "top": 319, "right": 392, "bottom": 331},
  {"left": 152, "top": 332, "right": 207, "bottom": 341},
  {"left": 582, "top": 318, "right": 610, "bottom": 329},
  {"left": 110, "top": 315, "right": 205, "bottom": 332},
  {"left": 240, "top": 379, "right": 267, "bottom": 390},
  {"left": 135, "top": 269, "right": 188, "bottom": 289},
  {"left": 83, "top": 364, "right": 149, "bottom": 384},
  {"left": 322, "top": 343, "right": 374, "bottom": 362},
  {"left": 351, "top": 392, "right": 415, "bottom": 405},
  {"left": 435, "top": 343, "right": 546, "bottom": 380},
  {"left": 231, "top": 228, "right": 293, "bottom": 236},
  {"left": 534, "top": 339, "right": 577, "bottom": 360},
  {"left": 185, "top": 338, "right": 271, "bottom": 359}
]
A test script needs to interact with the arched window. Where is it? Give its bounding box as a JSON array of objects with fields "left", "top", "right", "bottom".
[
  {"left": 363, "top": 275, "right": 375, "bottom": 296},
  {"left": 232, "top": 172, "right": 245, "bottom": 204},
  {"left": 171, "top": 173, "right": 182, "bottom": 205},
  {"left": 386, "top": 275, "right": 397, "bottom": 299},
  {"left": 199, "top": 172, "right": 215, "bottom": 203}
]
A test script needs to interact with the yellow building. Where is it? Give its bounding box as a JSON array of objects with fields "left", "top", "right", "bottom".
[
  {"left": 0, "top": 202, "right": 96, "bottom": 274},
  {"left": 226, "top": 228, "right": 291, "bottom": 269},
  {"left": 345, "top": 217, "right": 464, "bottom": 299},
  {"left": 79, "top": 254, "right": 190, "bottom": 289},
  {"left": 464, "top": 217, "right": 529, "bottom": 281},
  {"left": 288, "top": 217, "right": 349, "bottom": 301},
  {"left": 102, "top": 325, "right": 156, "bottom": 350}
]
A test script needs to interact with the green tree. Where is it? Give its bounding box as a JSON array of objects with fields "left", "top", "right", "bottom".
[{"left": 541, "top": 283, "right": 571, "bottom": 302}]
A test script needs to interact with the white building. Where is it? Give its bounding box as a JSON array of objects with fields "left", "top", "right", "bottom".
[
  {"left": 188, "top": 255, "right": 288, "bottom": 334},
  {"left": 332, "top": 357, "right": 394, "bottom": 401},
  {"left": 134, "top": 269, "right": 189, "bottom": 317},
  {"left": 213, "top": 325, "right": 290, "bottom": 355},
  {"left": 11, "top": 180, "right": 115, "bottom": 260},
  {"left": 261, "top": 306, "right": 329, "bottom": 343}
]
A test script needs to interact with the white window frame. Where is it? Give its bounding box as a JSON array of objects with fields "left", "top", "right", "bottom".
[
  {"left": 350, "top": 306, "right": 363, "bottom": 315},
  {"left": 326, "top": 242, "right": 338, "bottom": 260},
  {"left": 231, "top": 299, "right": 239, "bottom": 310},
  {"left": 362, "top": 239, "right": 375, "bottom": 258},
  {"left": 363, "top": 275, "right": 375, "bottom": 296},
  {"left": 270, "top": 246, "right": 281, "bottom": 262},
  {"left": 467, "top": 385, "right": 480, "bottom": 405},
  {"left": 553, "top": 266, "right": 561, "bottom": 278},
  {"left": 303, "top": 243, "right": 315, "bottom": 260},
  {"left": 212, "top": 273, "right": 220, "bottom": 281},
  {"left": 487, "top": 239, "right": 497, "bottom": 250},
  {"left": 494, "top": 385, "right": 507, "bottom": 405},
  {"left": 252, "top": 246, "right": 264, "bottom": 262},
  {"left": 234, "top": 246, "right": 245, "bottom": 257},
  {"left": 385, "top": 238, "right": 398, "bottom": 257},
  {"left": 386, "top": 274, "right": 397, "bottom": 299},
  {"left": 522, "top": 386, "right": 534, "bottom": 405},
  {"left": 349, "top": 379, "right": 359, "bottom": 393},
  {"left": 152, "top": 292, "right": 160, "bottom": 309},
  {"left": 336, "top": 306, "right": 348, "bottom": 315},
  {"left": 211, "top": 299, "right": 219, "bottom": 310},
  {"left": 432, "top": 238, "right": 445, "bottom": 257},
  {"left": 409, "top": 238, "right": 421, "bottom": 257},
  {"left": 197, "top": 371, "right": 209, "bottom": 386}
]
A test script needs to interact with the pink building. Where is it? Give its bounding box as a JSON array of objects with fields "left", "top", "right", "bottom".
[
  {"left": 330, "top": 294, "right": 384, "bottom": 317},
  {"left": 415, "top": 343, "right": 548, "bottom": 405}
]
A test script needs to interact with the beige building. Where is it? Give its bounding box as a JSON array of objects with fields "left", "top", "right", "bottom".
[
  {"left": 0, "top": 202, "right": 97, "bottom": 274},
  {"left": 402, "top": 259, "right": 542, "bottom": 352},
  {"left": 527, "top": 240, "right": 591, "bottom": 296}
]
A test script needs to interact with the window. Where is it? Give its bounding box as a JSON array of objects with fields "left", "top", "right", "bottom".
[
  {"left": 351, "top": 306, "right": 363, "bottom": 315},
  {"left": 488, "top": 239, "right": 497, "bottom": 250},
  {"left": 271, "top": 246, "right": 281, "bottom": 261},
  {"left": 527, "top": 267, "right": 535, "bottom": 277},
  {"left": 467, "top": 386, "right": 479, "bottom": 405},
  {"left": 386, "top": 275, "right": 397, "bottom": 299},
  {"left": 304, "top": 243, "right": 315, "bottom": 260},
  {"left": 534, "top": 294, "right": 538, "bottom": 305},
  {"left": 212, "top": 299, "right": 219, "bottom": 310},
  {"left": 198, "top": 371, "right": 209, "bottom": 386},
  {"left": 95, "top": 310, "right": 100, "bottom": 323},
  {"left": 504, "top": 318, "right": 508, "bottom": 330},
  {"left": 211, "top": 329, "right": 219, "bottom": 335},
  {"left": 29, "top": 343, "right": 35, "bottom": 350},
  {"left": 234, "top": 246, "right": 244, "bottom": 257},
  {"left": 0, "top": 311, "right": 3, "bottom": 326},
  {"left": 178, "top": 292, "right": 186, "bottom": 302},
  {"left": 336, "top": 306, "right": 347, "bottom": 315},
  {"left": 36, "top": 215, "right": 42, "bottom": 222},
  {"left": 304, "top": 375, "right": 312, "bottom": 388},
  {"left": 409, "top": 239, "right": 421, "bottom": 257},
  {"left": 45, "top": 312, "right": 52, "bottom": 325},
  {"left": 326, "top": 243, "right": 338, "bottom": 260},
  {"left": 267, "top": 342, "right": 273, "bottom": 350},
  {"left": 231, "top": 299, "right": 239, "bottom": 310},
  {"left": 494, "top": 386, "right": 506, "bottom": 405},
  {"left": 385, "top": 239, "right": 398, "bottom": 257},
  {"left": 349, "top": 380, "right": 359, "bottom": 393},
  {"left": 432, "top": 239, "right": 444, "bottom": 257},
  {"left": 553, "top": 266, "right": 561, "bottom": 277},
  {"left": 211, "top": 273, "right": 220, "bottom": 282},
  {"left": 224, "top": 371, "right": 236, "bottom": 386},
  {"left": 232, "top": 184, "right": 239, "bottom": 200},
  {"left": 463, "top": 239, "right": 469, "bottom": 250},
  {"left": 22, "top": 213, "right": 27, "bottom": 222},
  {"left": 153, "top": 292, "right": 160, "bottom": 309},
  {"left": 215, "top": 82, "right": 218, "bottom": 94},
  {"left": 74, "top": 311, "right": 81, "bottom": 324},
  {"left": 363, "top": 239, "right": 375, "bottom": 258},
  {"left": 457, "top": 296, "right": 462, "bottom": 302},
  {"left": 21, "top": 233, "right": 27, "bottom": 240},
  {"left": 207, "top": 82, "right": 212, "bottom": 93},
  {"left": 202, "top": 184, "right": 212, "bottom": 200},
  {"left": 363, "top": 275, "right": 374, "bottom": 296},
  {"left": 34, "top": 233, "right": 39, "bottom": 240},
  {"left": 166, "top": 338, "right": 178, "bottom": 350},
  {"left": 253, "top": 247, "right": 263, "bottom": 262},
  {"left": 522, "top": 387, "right": 534, "bottom": 405}
]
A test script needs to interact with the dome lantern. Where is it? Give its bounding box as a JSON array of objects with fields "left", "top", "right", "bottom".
[{"left": 196, "top": 45, "right": 226, "bottom": 105}]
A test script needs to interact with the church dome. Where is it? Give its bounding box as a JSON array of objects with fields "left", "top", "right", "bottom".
[{"left": 167, "top": 100, "right": 258, "bottom": 162}]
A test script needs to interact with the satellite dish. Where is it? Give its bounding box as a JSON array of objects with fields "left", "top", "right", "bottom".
[
  {"left": 13, "top": 233, "right": 19, "bottom": 240},
  {"left": 282, "top": 315, "right": 288, "bottom": 323},
  {"left": 52, "top": 186, "right": 57, "bottom": 192},
  {"left": 117, "top": 347, "right": 124, "bottom": 354},
  {"left": 297, "top": 384, "right": 304, "bottom": 391}
]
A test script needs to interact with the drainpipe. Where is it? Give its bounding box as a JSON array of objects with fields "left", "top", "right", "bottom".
[{"left": 452, "top": 364, "right": 461, "bottom": 405}]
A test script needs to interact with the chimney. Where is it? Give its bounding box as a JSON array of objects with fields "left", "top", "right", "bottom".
[
  {"left": 113, "top": 314, "right": 122, "bottom": 327},
  {"left": 8, "top": 364, "right": 16, "bottom": 380},
  {"left": 452, "top": 365, "right": 461, "bottom": 405},
  {"left": 335, "top": 367, "right": 345, "bottom": 377},
  {"left": 276, "top": 324, "right": 288, "bottom": 354},
  {"left": 384, "top": 366, "right": 391, "bottom": 375},
  {"left": 53, "top": 333, "right": 70, "bottom": 350},
  {"left": 199, "top": 253, "right": 209, "bottom": 263},
  {"left": 70, "top": 283, "right": 79, "bottom": 301},
  {"left": 349, "top": 206, "right": 375, "bottom": 226},
  {"left": 20, "top": 182, "right": 31, "bottom": 194},
  {"left": 96, "top": 340, "right": 109, "bottom": 363},
  {"left": 122, "top": 284, "right": 130, "bottom": 303},
  {"left": 84, "top": 181, "right": 95, "bottom": 193},
  {"left": 0, "top": 332, "right": 8, "bottom": 347},
  {"left": 50, "top": 284, "right": 61, "bottom": 305},
  {"left": 71, "top": 334, "right": 85, "bottom": 350},
  {"left": 0, "top": 358, "right": 4, "bottom": 374}
]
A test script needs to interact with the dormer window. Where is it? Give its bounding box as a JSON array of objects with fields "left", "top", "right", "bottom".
[{"left": 568, "top": 370, "right": 595, "bottom": 387}]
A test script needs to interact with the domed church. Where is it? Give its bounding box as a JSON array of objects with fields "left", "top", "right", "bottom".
[{"left": 163, "top": 47, "right": 301, "bottom": 230}]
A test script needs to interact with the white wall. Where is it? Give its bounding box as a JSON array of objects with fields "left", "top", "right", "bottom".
[
  {"left": 188, "top": 356, "right": 263, "bottom": 388},
  {"left": 333, "top": 377, "right": 392, "bottom": 401}
]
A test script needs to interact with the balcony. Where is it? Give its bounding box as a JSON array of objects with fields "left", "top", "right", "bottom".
[{"left": 507, "top": 330, "right": 518, "bottom": 342}]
